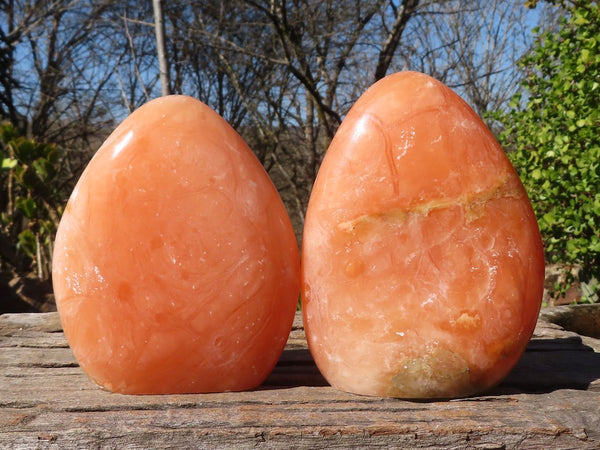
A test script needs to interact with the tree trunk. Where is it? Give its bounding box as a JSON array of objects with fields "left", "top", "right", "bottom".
[
  {"left": 153, "top": 0, "right": 171, "bottom": 96},
  {"left": 374, "top": 0, "right": 420, "bottom": 81}
]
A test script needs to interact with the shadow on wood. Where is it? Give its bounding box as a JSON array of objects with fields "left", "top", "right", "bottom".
[
  {"left": 500, "top": 337, "right": 600, "bottom": 393},
  {"left": 262, "top": 348, "right": 328, "bottom": 389}
]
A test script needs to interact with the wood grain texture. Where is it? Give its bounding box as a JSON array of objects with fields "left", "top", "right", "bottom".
[{"left": 1, "top": 307, "right": 599, "bottom": 449}]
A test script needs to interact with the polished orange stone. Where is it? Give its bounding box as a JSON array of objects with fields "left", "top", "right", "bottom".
[
  {"left": 301, "top": 71, "right": 545, "bottom": 398},
  {"left": 53, "top": 95, "right": 300, "bottom": 394}
]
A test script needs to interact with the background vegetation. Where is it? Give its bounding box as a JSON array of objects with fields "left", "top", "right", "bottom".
[
  {"left": 495, "top": 0, "right": 599, "bottom": 303},
  {"left": 0, "top": 0, "right": 597, "bottom": 312}
]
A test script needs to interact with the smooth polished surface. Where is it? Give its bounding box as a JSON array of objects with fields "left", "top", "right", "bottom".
[
  {"left": 302, "top": 71, "right": 545, "bottom": 398},
  {"left": 53, "top": 95, "right": 300, "bottom": 394}
]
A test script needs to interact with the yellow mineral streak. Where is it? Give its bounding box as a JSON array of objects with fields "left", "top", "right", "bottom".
[{"left": 337, "top": 175, "right": 523, "bottom": 236}]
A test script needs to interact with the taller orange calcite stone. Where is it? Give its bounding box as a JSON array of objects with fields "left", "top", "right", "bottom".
[
  {"left": 53, "top": 95, "right": 300, "bottom": 394},
  {"left": 301, "top": 71, "right": 544, "bottom": 398}
]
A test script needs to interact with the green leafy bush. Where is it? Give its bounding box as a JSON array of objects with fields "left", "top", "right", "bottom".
[
  {"left": 0, "top": 123, "right": 64, "bottom": 282},
  {"left": 494, "top": 1, "right": 599, "bottom": 301}
]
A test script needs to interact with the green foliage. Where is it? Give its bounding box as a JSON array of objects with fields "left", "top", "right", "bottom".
[
  {"left": 525, "top": 0, "right": 568, "bottom": 8},
  {"left": 493, "top": 1, "right": 600, "bottom": 301},
  {"left": 0, "top": 123, "right": 64, "bottom": 281}
]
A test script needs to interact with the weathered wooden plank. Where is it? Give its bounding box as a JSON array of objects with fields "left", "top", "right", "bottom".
[
  {"left": 0, "top": 390, "right": 598, "bottom": 449},
  {"left": 1, "top": 346, "right": 78, "bottom": 368},
  {"left": 1, "top": 307, "right": 599, "bottom": 449},
  {"left": 540, "top": 304, "right": 600, "bottom": 339},
  {"left": 0, "top": 312, "right": 63, "bottom": 333},
  {"left": 0, "top": 430, "right": 590, "bottom": 450},
  {"left": 0, "top": 333, "right": 69, "bottom": 349}
]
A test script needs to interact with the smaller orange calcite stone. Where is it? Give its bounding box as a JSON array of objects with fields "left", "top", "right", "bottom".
[
  {"left": 53, "top": 95, "right": 300, "bottom": 394},
  {"left": 301, "top": 71, "right": 545, "bottom": 398}
]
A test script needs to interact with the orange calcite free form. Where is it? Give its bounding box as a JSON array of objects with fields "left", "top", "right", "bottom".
[
  {"left": 302, "top": 72, "right": 544, "bottom": 398},
  {"left": 53, "top": 95, "right": 300, "bottom": 394}
]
